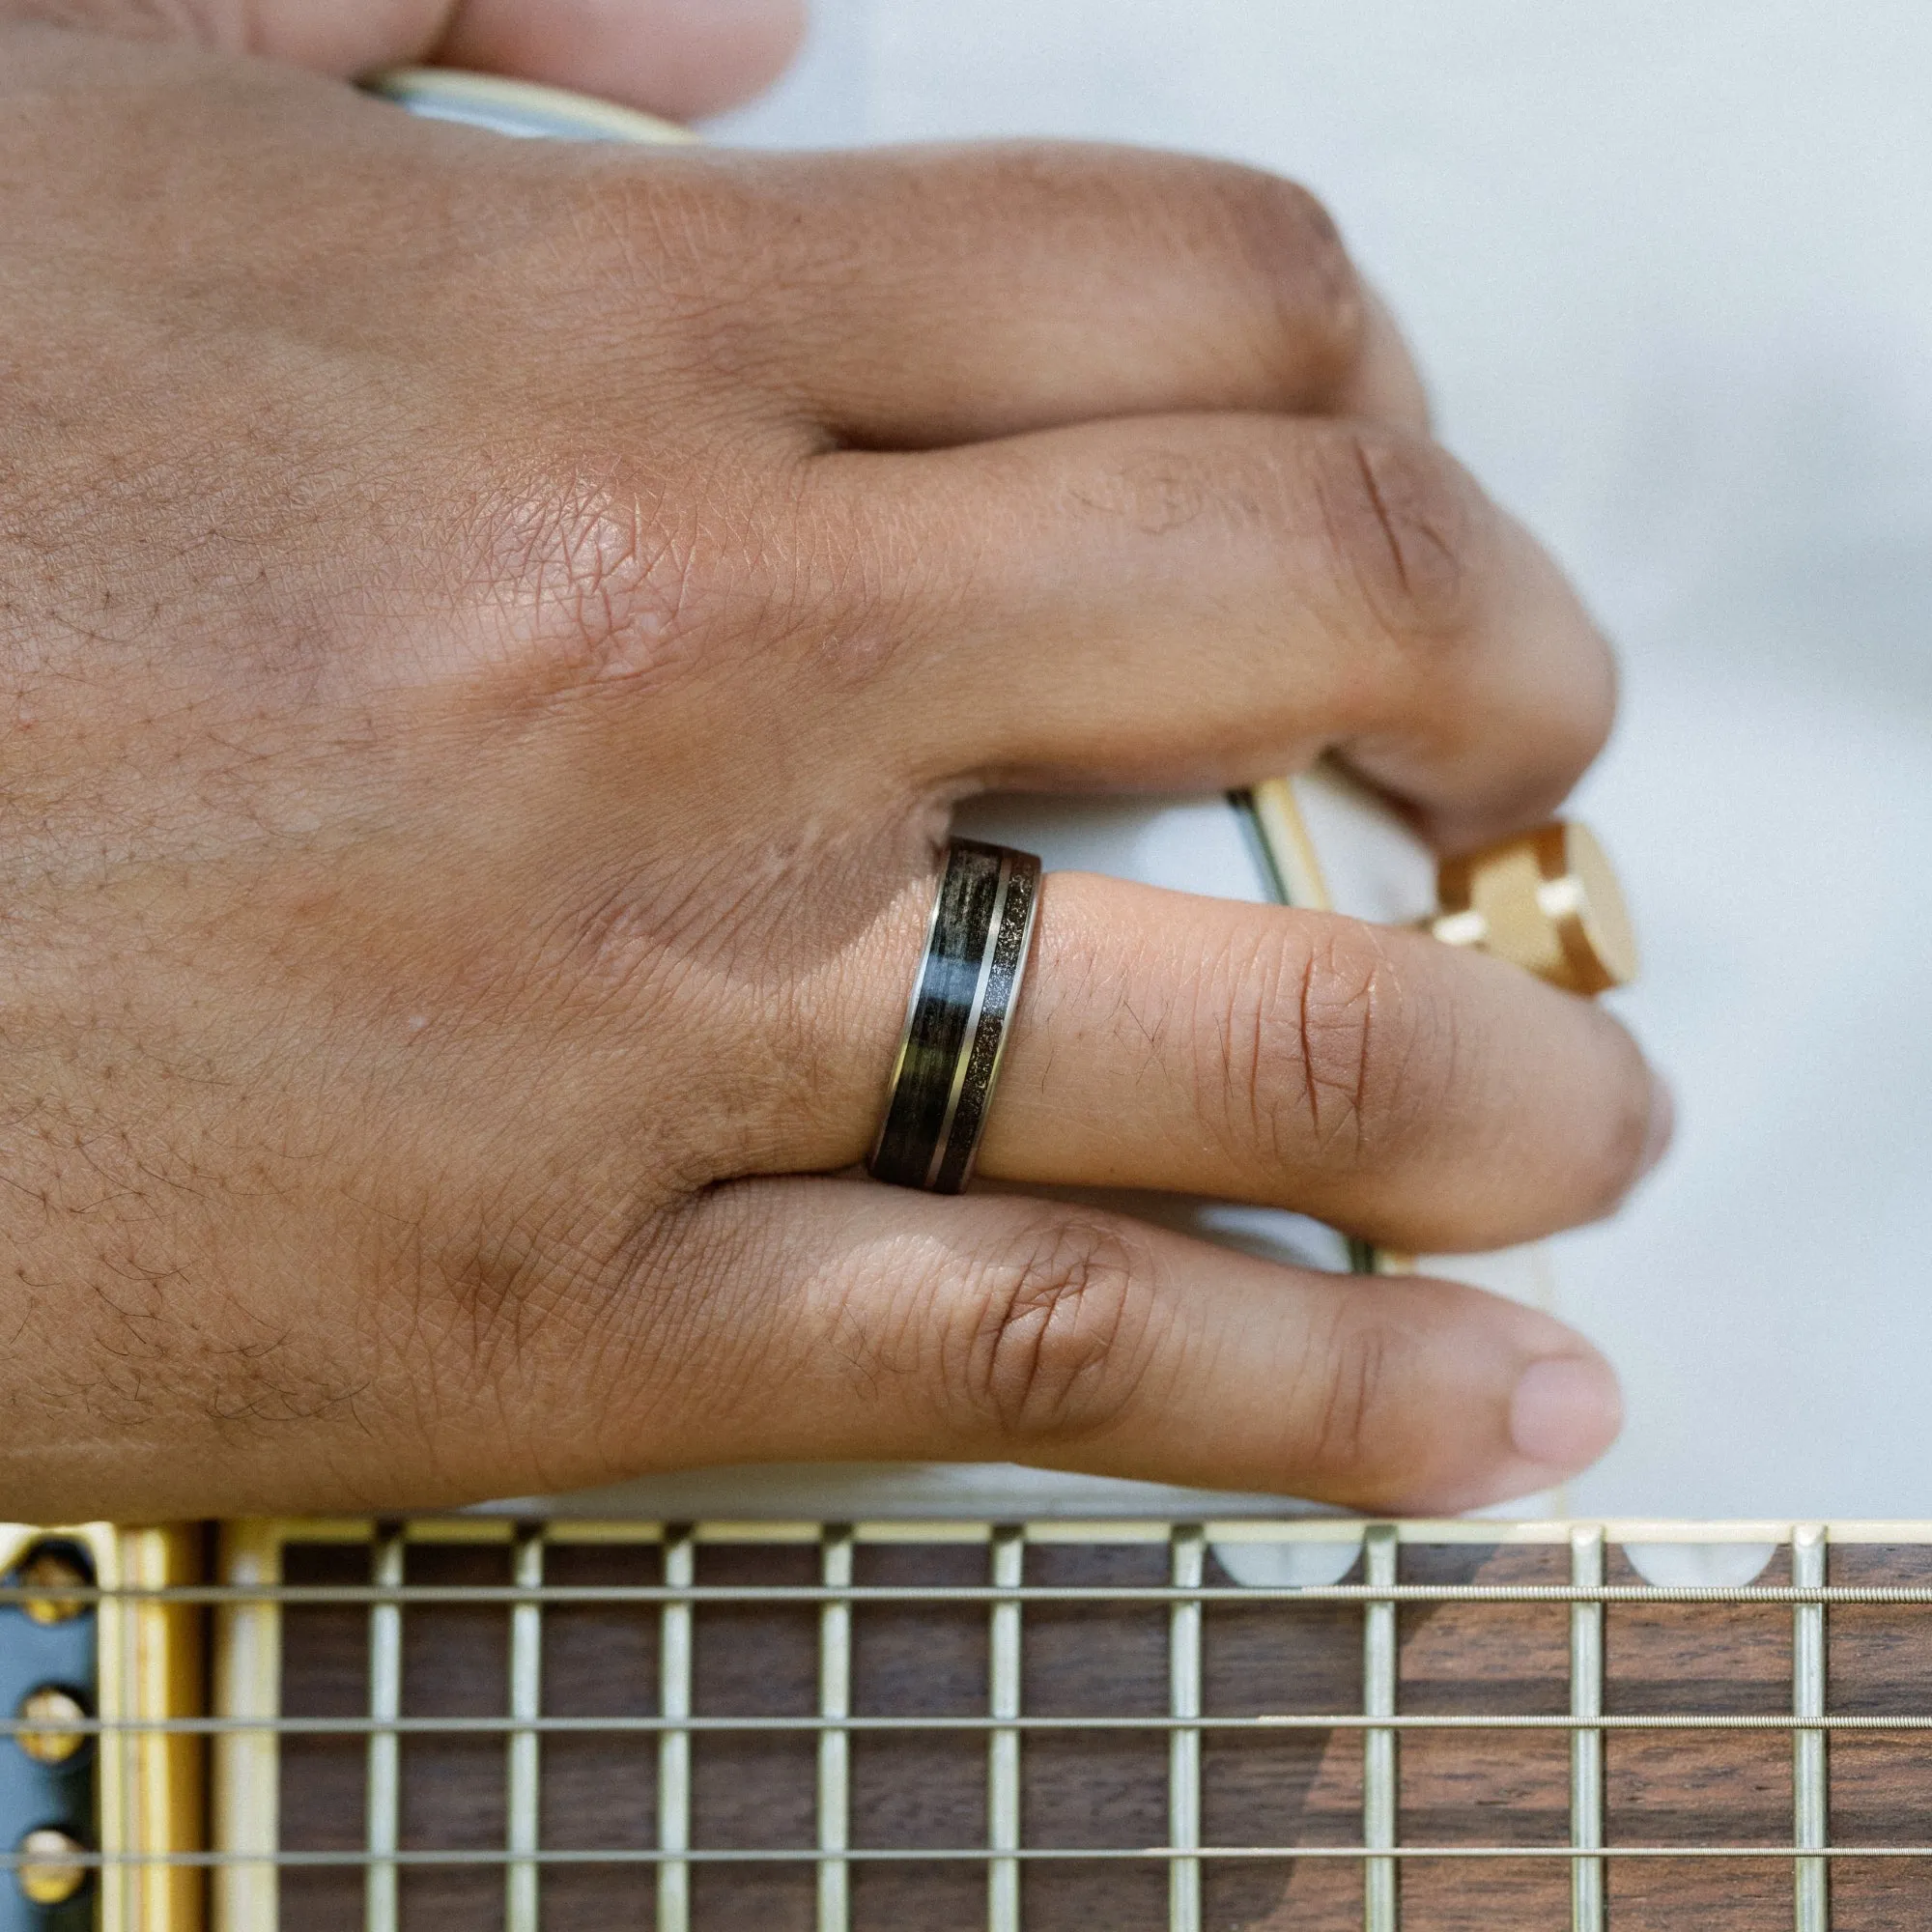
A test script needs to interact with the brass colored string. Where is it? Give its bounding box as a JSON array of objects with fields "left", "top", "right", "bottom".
[{"left": 19, "top": 1582, "right": 1932, "bottom": 1605}]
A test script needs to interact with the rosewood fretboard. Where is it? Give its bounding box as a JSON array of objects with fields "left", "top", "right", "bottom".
[{"left": 178, "top": 1516, "right": 1932, "bottom": 1931}]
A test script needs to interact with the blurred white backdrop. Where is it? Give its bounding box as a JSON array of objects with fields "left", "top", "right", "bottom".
[{"left": 708, "top": 2, "right": 1932, "bottom": 1520}]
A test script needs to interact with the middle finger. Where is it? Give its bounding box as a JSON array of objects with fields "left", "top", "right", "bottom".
[{"left": 816, "top": 410, "right": 1614, "bottom": 849}]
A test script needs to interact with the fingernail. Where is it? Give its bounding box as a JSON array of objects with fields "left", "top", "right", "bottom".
[
  {"left": 1510, "top": 1353, "right": 1624, "bottom": 1473},
  {"left": 1639, "top": 1073, "right": 1676, "bottom": 1178}
]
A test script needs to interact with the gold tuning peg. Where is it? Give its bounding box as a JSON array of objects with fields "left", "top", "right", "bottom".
[{"left": 1426, "top": 820, "right": 1637, "bottom": 995}]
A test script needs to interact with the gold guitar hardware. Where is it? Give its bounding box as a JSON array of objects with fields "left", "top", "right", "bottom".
[
  {"left": 1427, "top": 818, "right": 1636, "bottom": 993},
  {"left": 15, "top": 1544, "right": 89, "bottom": 1627},
  {"left": 14, "top": 1685, "right": 87, "bottom": 1766},
  {"left": 14, "top": 1826, "right": 87, "bottom": 1905}
]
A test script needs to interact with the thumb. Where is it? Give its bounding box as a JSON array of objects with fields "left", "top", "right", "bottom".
[
  {"left": 9, "top": 0, "right": 806, "bottom": 119},
  {"left": 435, "top": 0, "right": 807, "bottom": 118}
]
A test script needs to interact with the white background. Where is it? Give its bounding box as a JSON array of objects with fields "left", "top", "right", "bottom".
[{"left": 708, "top": 3, "right": 1932, "bottom": 1520}]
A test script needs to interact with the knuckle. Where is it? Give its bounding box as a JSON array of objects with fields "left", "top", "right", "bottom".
[
  {"left": 974, "top": 148, "right": 1363, "bottom": 403},
  {"left": 463, "top": 454, "right": 791, "bottom": 702},
  {"left": 1218, "top": 919, "right": 1435, "bottom": 1170},
  {"left": 1195, "top": 165, "right": 1364, "bottom": 390},
  {"left": 1308, "top": 425, "right": 1488, "bottom": 647},
  {"left": 951, "top": 1213, "right": 1153, "bottom": 1444}
]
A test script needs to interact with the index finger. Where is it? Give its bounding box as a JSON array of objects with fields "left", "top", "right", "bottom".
[{"left": 568, "top": 142, "right": 1431, "bottom": 447}]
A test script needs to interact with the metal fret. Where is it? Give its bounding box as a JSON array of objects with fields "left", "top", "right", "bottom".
[
  {"left": 818, "top": 1525, "right": 853, "bottom": 1932},
  {"left": 1362, "top": 1522, "right": 1398, "bottom": 1932},
  {"left": 1570, "top": 1524, "right": 1605, "bottom": 1932},
  {"left": 364, "top": 1524, "right": 405, "bottom": 1932},
  {"left": 988, "top": 1524, "right": 1024, "bottom": 1932},
  {"left": 659, "top": 1527, "right": 695, "bottom": 1932},
  {"left": 1168, "top": 1524, "right": 1204, "bottom": 1932},
  {"left": 1792, "top": 1524, "right": 1828, "bottom": 1932},
  {"left": 506, "top": 1524, "right": 544, "bottom": 1932}
]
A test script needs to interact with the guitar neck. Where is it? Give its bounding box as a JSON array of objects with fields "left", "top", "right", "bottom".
[{"left": 4, "top": 1511, "right": 1926, "bottom": 1931}]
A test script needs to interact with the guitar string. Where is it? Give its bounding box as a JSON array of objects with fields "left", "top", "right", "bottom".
[
  {"left": 6, "top": 1846, "right": 1932, "bottom": 1866},
  {"left": 16, "top": 1525, "right": 1924, "bottom": 1895},
  {"left": 3, "top": 1712, "right": 1930, "bottom": 1733},
  {"left": 10, "top": 1582, "right": 1932, "bottom": 1604}
]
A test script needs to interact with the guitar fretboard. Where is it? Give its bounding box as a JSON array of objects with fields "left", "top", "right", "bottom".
[{"left": 170, "top": 1516, "right": 1932, "bottom": 1930}]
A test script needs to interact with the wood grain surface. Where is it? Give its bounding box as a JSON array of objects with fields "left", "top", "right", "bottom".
[{"left": 268, "top": 1534, "right": 1932, "bottom": 1931}]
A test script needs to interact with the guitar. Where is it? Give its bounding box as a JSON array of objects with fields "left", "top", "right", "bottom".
[
  {"left": 0, "top": 70, "right": 1871, "bottom": 1932},
  {"left": 0, "top": 753, "right": 1881, "bottom": 1932}
]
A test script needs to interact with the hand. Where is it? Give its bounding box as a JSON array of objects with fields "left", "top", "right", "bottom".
[{"left": 0, "top": 10, "right": 1662, "bottom": 1520}]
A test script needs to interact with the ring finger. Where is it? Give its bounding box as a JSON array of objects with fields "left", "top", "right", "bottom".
[{"left": 804, "top": 869, "right": 1661, "bottom": 1256}]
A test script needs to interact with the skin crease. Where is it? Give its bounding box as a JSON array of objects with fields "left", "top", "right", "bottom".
[{"left": 0, "top": 3, "right": 1662, "bottom": 1522}]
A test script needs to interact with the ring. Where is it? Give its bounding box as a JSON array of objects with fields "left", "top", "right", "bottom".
[{"left": 868, "top": 839, "right": 1042, "bottom": 1193}]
